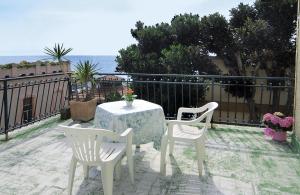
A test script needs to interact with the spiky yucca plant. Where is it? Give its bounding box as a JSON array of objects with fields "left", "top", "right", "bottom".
[
  {"left": 44, "top": 43, "right": 72, "bottom": 62},
  {"left": 44, "top": 43, "right": 72, "bottom": 73},
  {"left": 74, "top": 60, "right": 99, "bottom": 101}
]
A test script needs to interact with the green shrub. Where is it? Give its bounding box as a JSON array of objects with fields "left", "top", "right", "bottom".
[
  {"left": 17, "top": 63, "right": 36, "bottom": 69},
  {"left": 106, "top": 92, "right": 122, "bottom": 102},
  {"left": 0, "top": 63, "right": 13, "bottom": 69}
]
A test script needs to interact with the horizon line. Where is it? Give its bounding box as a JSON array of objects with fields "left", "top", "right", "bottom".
[{"left": 0, "top": 54, "right": 117, "bottom": 57}]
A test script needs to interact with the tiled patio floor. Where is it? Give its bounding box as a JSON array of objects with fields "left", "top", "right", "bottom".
[{"left": 0, "top": 116, "right": 299, "bottom": 195}]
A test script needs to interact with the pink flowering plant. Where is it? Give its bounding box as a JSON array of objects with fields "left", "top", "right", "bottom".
[{"left": 262, "top": 112, "right": 294, "bottom": 132}]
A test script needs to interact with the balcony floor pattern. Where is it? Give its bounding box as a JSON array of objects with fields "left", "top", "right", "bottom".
[{"left": 0, "top": 116, "right": 299, "bottom": 195}]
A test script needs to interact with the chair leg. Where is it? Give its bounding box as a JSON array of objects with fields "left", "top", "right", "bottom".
[
  {"left": 101, "top": 164, "right": 114, "bottom": 195},
  {"left": 169, "top": 139, "right": 174, "bottom": 155},
  {"left": 68, "top": 156, "right": 77, "bottom": 195},
  {"left": 201, "top": 144, "right": 206, "bottom": 159},
  {"left": 160, "top": 135, "right": 168, "bottom": 175},
  {"left": 127, "top": 152, "right": 134, "bottom": 184},
  {"left": 195, "top": 141, "right": 204, "bottom": 176},
  {"left": 115, "top": 161, "right": 121, "bottom": 180},
  {"left": 83, "top": 165, "right": 89, "bottom": 179}
]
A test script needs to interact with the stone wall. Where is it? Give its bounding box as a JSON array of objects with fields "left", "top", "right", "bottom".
[{"left": 0, "top": 61, "right": 70, "bottom": 78}]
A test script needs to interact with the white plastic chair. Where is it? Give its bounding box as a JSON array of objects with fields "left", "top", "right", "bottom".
[
  {"left": 160, "top": 102, "right": 218, "bottom": 176},
  {"left": 59, "top": 125, "right": 134, "bottom": 195}
]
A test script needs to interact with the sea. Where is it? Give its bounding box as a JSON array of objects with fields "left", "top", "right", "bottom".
[{"left": 0, "top": 55, "right": 117, "bottom": 73}]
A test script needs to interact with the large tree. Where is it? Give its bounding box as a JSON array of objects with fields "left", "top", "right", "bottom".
[
  {"left": 198, "top": 3, "right": 294, "bottom": 77},
  {"left": 115, "top": 0, "right": 297, "bottom": 122},
  {"left": 196, "top": 1, "right": 296, "bottom": 121},
  {"left": 116, "top": 14, "right": 219, "bottom": 116},
  {"left": 116, "top": 14, "right": 219, "bottom": 75}
]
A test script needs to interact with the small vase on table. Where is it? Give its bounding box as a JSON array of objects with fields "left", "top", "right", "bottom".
[
  {"left": 126, "top": 100, "right": 133, "bottom": 107},
  {"left": 122, "top": 88, "right": 137, "bottom": 108}
]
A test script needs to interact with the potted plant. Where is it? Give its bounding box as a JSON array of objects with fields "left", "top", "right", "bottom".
[
  {"left": 70, "top": 60, "right": 99, "bottom": 121},
  {"left": 262, "top": 112, "right": 294, "bottom": 141},
  {"left": 122, "top": 88, "right": 137, "bottom": 107}
]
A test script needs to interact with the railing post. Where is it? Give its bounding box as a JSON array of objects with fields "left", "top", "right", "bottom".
[
  {"left": 3, "top": 79, "right": 9, "bottom": 140},
  {"left": 67, "top": 76, "right": 72, "bottom": 102}
]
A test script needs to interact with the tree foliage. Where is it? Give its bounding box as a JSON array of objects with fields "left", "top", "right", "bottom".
[
  {"left": 116, "top": 14, "right": 219, "bottom": 75},
  {"left": 161, "top": 44, "right": 217, "bottom": 74},
  {"left": 116, "top": 1, "right": 297, "bottom": 77},
  {"left": 115, "top": 0, "right": 297, "bottom": 121},
  {"left": 171, "top": 14, "right": 201, "bottom": 46}
]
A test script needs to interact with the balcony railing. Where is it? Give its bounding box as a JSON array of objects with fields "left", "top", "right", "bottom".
[
  {"left": 0, "top": 73, "right": 294, "bottom": 140},
  {"left": 0, "top": 73, "right": 69, "bottom": 139},
  {"left": 71, "top": 73, "right": 294, "bottom": 126}
]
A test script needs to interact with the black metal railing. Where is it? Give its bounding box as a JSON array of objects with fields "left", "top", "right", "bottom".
[
  {"left": 0, "top": 73, "right": 69, "bottom": 139},
  {"left": 70, "top": 73, "right": 294, "bottom": 127},
  {"left": 0, "top": 72, "right": 294, "bottom": 139}
]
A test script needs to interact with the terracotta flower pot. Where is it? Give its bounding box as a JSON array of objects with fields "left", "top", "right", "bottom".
[
  {"left": 264, "top": 128, "right": 287, "bottom": 142},
  {"left": 70, "top": 98, "right": 97, "bottom": 122},
  {"left": 272, "top": 131, "right": 287, "bottom": 142}
]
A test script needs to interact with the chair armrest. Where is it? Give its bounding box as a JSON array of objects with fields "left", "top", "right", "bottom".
[
  {"left": 166, "top": 120, "right": 198, "bottom": 139},
  {"left": 120, "top": 128, "right": 133, "bottom": 137},
  {"left": 120, "top": 128, "right": 133, "bottom": 144},
  {"left": 166, "top": 119, "right": 198, "bottom": 126},
  {"left": 177, "top": 107, "right": 207, "bottom": 120}
]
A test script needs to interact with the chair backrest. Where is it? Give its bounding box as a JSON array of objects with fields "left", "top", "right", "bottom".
[
  {"left": 201, "top": 102, "right": 218, "bottom": 124},
  {"left": 59, "top": 125, "right": 120, "bottom": 163},
  {"left": 191, "top": 102, "right": 219, "bottom": 129}
]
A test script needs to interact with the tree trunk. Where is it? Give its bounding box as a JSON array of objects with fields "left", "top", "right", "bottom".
[
  {"left": 234, "top": 51, "right": 246, "bottom": 75},
  {"left": 272, "top": 88, "right": 280, "bottom": 112},
  {"left": 246, "top": 79, "right": 258, "bottom": 123}
]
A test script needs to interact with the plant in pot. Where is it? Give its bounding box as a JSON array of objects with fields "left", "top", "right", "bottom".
[
  {"left": 122, "top": 88, "right": 137, "bottom": 107},
  {"left": 70, "top": 60, "right": 99, "bottom": 122},
  {"left": 262, "top": 112, "right": 294, "bottom": 141},
  {"left": 44, "top": 43, "right": 72, "bottom": 120}
]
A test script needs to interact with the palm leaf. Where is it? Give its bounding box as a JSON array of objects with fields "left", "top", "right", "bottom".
[
  {"left": 44, "top": 43, "right": 72, "bottom": 62},
  {"left": 74, "top": 60, "right": 100, "bottom": 83}
]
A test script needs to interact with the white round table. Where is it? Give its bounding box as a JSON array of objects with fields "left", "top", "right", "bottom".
[{"left": 94, "top": 99, "right": 166, "bottom": 149}]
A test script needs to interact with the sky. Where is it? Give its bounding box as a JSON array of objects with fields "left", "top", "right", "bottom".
[{"left": 0, "top": 0, "right": 255, "bottom": 56}]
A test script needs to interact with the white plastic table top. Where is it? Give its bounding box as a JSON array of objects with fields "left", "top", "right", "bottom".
[{"left": 94, "top": 100, "right": 166, "bottom": 148}]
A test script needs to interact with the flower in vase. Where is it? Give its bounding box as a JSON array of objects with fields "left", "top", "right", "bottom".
[
  {"left": 122, "top": 88, "right": 137, "bottom": 102},
  {"left": 127, "top": 88, "right": 134, "bottom": 95}
]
